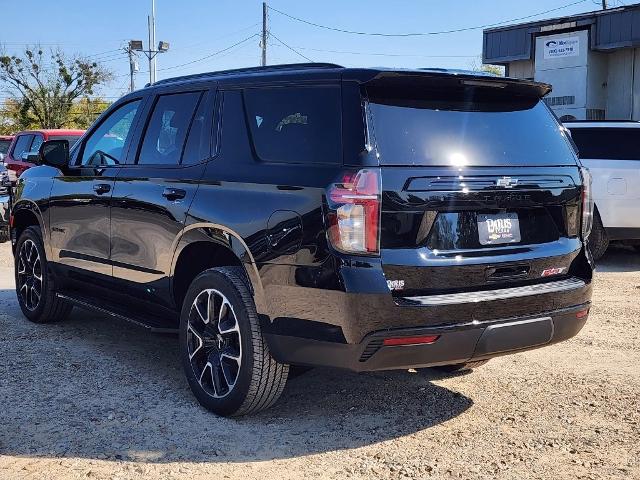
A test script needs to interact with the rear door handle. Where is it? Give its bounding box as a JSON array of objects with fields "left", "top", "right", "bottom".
[
  {"left": 93, "top": 183, "right": 111, "bottom": 195},
  {"left": 162, "top": 187, "right": 186, "bottom": 201}
]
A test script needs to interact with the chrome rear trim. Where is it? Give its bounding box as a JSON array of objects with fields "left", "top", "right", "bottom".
[{"left": 396, "top": 277, "right": 586, "bottom": 306}]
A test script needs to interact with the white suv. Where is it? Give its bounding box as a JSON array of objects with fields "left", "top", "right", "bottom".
[{"left": 564, "top": 121, "right": 640, "bottom": 259}]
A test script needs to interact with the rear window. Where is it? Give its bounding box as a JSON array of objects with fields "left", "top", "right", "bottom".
[
  {"left": 49, "top": 135, "right": 82, "bottom": 148},
  {"left": 243, "top": 86, "right": 341, "bottom": 165},
  {"left": 367, "top": 91, "right": 577, "bottom": 167},
  {"left": 568, "top": 128, "right": 640, "bottom": 160}
]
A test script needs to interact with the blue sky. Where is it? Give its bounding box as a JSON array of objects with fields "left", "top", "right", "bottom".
[{"left": 0, "top": 0, "right": 626, "bottom": 100}]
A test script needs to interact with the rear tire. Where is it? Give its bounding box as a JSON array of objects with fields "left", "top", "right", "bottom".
[
  {"left": 179, "top": 267, "right": 289, "bottom": 416},
  {"left": 14, "top": 226, "right": 72, "bottom": 323},
  {"left": 432, "top": 360, "right": 489, "bottom": 373},
  {"left": 588, "top": 210, "right": 609, "bottom": 261}
]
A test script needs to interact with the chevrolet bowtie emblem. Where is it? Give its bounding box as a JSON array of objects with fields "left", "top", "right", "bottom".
[{"left": 496, "top": 176, "right": 518, "bottom": 188}]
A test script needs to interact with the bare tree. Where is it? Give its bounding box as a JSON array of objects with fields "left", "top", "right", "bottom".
[{"left": 0, "top": 47, "right": 112, "bottom": 129}]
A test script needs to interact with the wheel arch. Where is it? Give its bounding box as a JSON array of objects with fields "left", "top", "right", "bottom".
[
  {"left": 11, "top": 200, "right": 46, "bottom": 253},
  {"left": 170, "top": 223, "right": 265, "bottom": 312}
]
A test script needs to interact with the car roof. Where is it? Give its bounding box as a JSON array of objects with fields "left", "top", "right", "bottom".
[
  {"left": 15, "top": 129, "right": 85, "bottom": 136},
  {"left": 132, "top": 63, "right": 550, "bottom": 98},
  {"left": 564, "top": 121, "right": 640, "bottom": 129}
]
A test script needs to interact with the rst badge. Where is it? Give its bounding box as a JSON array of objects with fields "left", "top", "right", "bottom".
[
  {"left": 541, "top": 267, "right": 566, "bottom": 277},
  {"left": 496, "top": 176, "right": 518, "bottom": 189},
  {"left": 386, "top": 280, "right": 405, "bottom": 291}
]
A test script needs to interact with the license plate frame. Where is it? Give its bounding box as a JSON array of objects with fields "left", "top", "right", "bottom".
[{"left": 477, "top": 212, "right": 521, "bottom": 246}]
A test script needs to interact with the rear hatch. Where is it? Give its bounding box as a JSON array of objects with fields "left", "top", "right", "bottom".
[{"left": 364, "top": 73, "right": 586, "bottom": 299}]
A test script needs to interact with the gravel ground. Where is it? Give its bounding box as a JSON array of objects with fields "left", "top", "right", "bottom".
[{"left": 0, "top": 241, "right": 638, "bottom": 480}]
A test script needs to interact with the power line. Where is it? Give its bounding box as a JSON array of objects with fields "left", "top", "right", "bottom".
[
  {"left": 269, "top": 44, "right": 480, "bottom": 58},
  {"left": 268, "top": 32, "right": 313, "bottom": 62},
  {"left": 268, "top": 0, "right": 590, "bottom": 37}
]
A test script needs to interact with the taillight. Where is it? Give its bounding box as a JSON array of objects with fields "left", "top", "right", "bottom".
[
  {"left": 326, "top": 169, "right": 381, "bottom": 255},
  {"left": 580, "top": 167, "right": 594, "bottom": 239}
]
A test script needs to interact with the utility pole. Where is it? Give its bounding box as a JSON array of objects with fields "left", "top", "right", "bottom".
[
  {"left": 125, "top": 43, "right": 139, "bottom": 93},
  {"left": 261, "top": 2, "right": 267, "bottom": 67},
  {"left": 602, "top": 0, "right": 607, "bottom": 9},
  {"left": 149, "top": 0, "right": 157, "bottom": 84}
]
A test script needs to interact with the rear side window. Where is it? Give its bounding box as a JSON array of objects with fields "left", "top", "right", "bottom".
[
  {"left": 12, "top": 135, "right": 34, "bottom": 159},
  {"left": 181, "top": 91, "right": 213, "bottom": 165},
  {"left": 50, "top": 135, "right": 82, "bottom": 148},
  {"left": 0, "top": 139, "right": 11, "bottom": 155},
  {"left": 243, "top": 86, "right": 341, "bottom": 164},
  {"left": 367, "top": 90, "right": 577, "bottom": 167},
  {"left": 138, "top": 91, "right": 202, "bottom": 165},
  {"left": 568, "top": 128, "right": 640, "bottom": 160}
]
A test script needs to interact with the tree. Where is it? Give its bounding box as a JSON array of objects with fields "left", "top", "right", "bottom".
[
  {"left": 470, "top": 57, "right": 505, "bottom": 77},
  {"left": 0, "top": 47, "right": 112, "bottom": 129}
]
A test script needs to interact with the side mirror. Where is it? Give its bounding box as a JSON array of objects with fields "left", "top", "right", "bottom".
[
  {"left": 38, "top": 140, "right": 69, "bottom": 169},
  {"left": 21, "top": 151, "right": 41, "bottom": 164}
]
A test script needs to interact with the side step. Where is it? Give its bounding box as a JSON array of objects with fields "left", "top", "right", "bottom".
[{"left": 57, "top": 293, "right": 179, "bottom": 334}]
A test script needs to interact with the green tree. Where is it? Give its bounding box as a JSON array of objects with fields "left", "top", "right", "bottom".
[
  {"left": 470, "top": 57, "right": 505, "bottom": 77},
  {"left": 0, "top": 47, "right": 112, "bottom": 129}
]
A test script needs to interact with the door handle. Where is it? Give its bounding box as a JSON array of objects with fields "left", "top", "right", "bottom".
[
  {"left": 162, "top": 187, "right": 186, "bottom": 201},
  {"left": 93, "top": 183, "right": 111, "bottom": 195}
]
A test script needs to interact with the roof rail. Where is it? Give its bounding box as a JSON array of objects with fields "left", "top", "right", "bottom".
[{"left": 152, "top": 62, "right": 344, "bottom": 86}]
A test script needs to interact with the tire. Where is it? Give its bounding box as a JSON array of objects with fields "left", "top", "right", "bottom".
[
  {"left": 588, "top": 210, "right": 609, "bottom": 261},
  {"left": 432, "top": 360, "right": 489, "bottom": 374},
  {"left": 179, "top": 267, "right": 289, "bottom": 416},
  {"left": 14, "top": 226, "right": 72, "bottom": 323}
]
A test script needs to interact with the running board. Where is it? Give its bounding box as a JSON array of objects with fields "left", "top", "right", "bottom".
[
  {"left": 56, "top": 293, "right": 179, "bottom": 334},
  {"left": 396, "top": 277, "right": 586, "bottom": 307}
]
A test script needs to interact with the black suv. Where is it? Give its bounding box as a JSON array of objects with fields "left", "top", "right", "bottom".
[{"left": 11, "top": 64, "right": 594, "bottom": 416}]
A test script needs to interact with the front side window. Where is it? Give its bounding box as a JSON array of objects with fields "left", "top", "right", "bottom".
[
  {"left": 28, "top": 135, "right": 44, "bottom": 159},
  {"left": 80, "top": 100, "right": 141, "bottom": 166},
  {"left": 243, "top": 86, "right": 341, "bottom": 164},
  {"left": 12, "top": 135, "right": 34, "bottom": 160},
  {"left": 50, "top": 135, "right": 83, "bottom": 148},
  {"left": 138, "top": 92, "right": 202, "bottom": 165}
]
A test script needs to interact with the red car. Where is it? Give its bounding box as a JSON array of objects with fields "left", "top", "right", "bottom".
[{"left": 4, "top": 129, "right": 84, "bottom": 177}]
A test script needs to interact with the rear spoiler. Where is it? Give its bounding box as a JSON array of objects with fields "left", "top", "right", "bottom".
[{"left": 345, "top": 69, "right": 552, "bottom": 99}]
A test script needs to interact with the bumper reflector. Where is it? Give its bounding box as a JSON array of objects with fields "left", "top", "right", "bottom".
[
  {"left": 383, "top": 335, "right": 440, "bottom": 347},
  {"left": 576, "top": 309, "right": 589, "bottom": 319}
]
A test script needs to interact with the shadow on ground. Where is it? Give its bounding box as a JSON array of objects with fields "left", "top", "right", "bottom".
[
  {"left": 595, "top": 244, "right": 640, "bottom": 273},
  {"left": 0, "top": 288, "right": 472, "bottom": 464}
]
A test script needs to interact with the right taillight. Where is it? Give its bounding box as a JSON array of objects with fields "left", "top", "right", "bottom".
[
  {"left": 580, "top": 167, "right": 594, "bottom": 240},
  {"left": 326, "top": 169, "right": 381, "bottom": 255}
]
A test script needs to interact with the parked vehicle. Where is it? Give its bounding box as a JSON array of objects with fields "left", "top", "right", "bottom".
[
  {"left": 3, "top": 129, "right": 84, "bottom": 178},
  {"left": 564, "top": 121, "right": 640, "bottom": 259},
  {"left": 11, "top": 64, "right": 594, "bottom": 416},
  {"left": 0, "top": 162, "right": 10, "bottom": 242},
  {"left": 0, "top": 135, "right": 14, "bottom": 162}
]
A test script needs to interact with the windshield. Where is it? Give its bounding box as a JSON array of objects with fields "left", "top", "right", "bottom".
[
  {"left": 367, "top": 93, "right": 577, "bottom": 167},
  {"left": 49, "top": 135, "right": 82, "bottom": 148},
  {"left": 0, "top": 140, "right": 11, "bottom": 155}
]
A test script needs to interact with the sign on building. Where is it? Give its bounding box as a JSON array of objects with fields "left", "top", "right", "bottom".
[{"left": 543, "top": 36, "right": 580, "bottom": 59}]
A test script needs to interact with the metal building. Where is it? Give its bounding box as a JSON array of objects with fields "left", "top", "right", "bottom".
[{"left": 483, "top": 4, "right": 640, "bottom": 121}]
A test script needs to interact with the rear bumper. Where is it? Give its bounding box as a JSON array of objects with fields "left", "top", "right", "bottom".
[{"left": 266, "top": 303, "right": 590, "bottom": 372}]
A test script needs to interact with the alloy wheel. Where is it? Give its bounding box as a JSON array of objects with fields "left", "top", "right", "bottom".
[
  {"left": 17, "top": 239, "right": 43, "bottom": 311},
  {"left": 186, "top": 289, "right": 242, "bottom": 398}
]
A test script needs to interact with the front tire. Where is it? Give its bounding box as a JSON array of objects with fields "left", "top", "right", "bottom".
[
  {"left": 179, "top": 267, "right": 289, "bottom": 416},
  {"left": 14, "top": 226, "right": 72, "bottom": 323}
]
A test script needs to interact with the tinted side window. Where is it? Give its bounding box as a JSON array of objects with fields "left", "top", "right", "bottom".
[
  {"left": 138, "top": 92, "right": 202, "bottom": 165},
  {"left": 80, "top": 100, "right": 141, "bottom": 166},
  {"left": 243, "top": 86, "right": 341, "bottom": 164},
  {"left": 12, "top": 135, "right": 34, "bottom": 159},
  {"left": 569, "top": 128, "right": 640, "bottom": 160},
  {"left": 182, "top": 91, "right": 213, "bottom": 165}
]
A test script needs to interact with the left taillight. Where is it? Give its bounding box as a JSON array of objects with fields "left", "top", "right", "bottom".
[
  {"left": 580, "top": 167, "right": 594, "bottom": 240},
  {"left": 326, "top": 169, "right": 381, "bottom": 255}
]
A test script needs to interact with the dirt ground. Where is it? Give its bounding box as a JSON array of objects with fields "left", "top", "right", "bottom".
[{"left": 0, "top": 241, "right": 638, "bottom": 480}]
